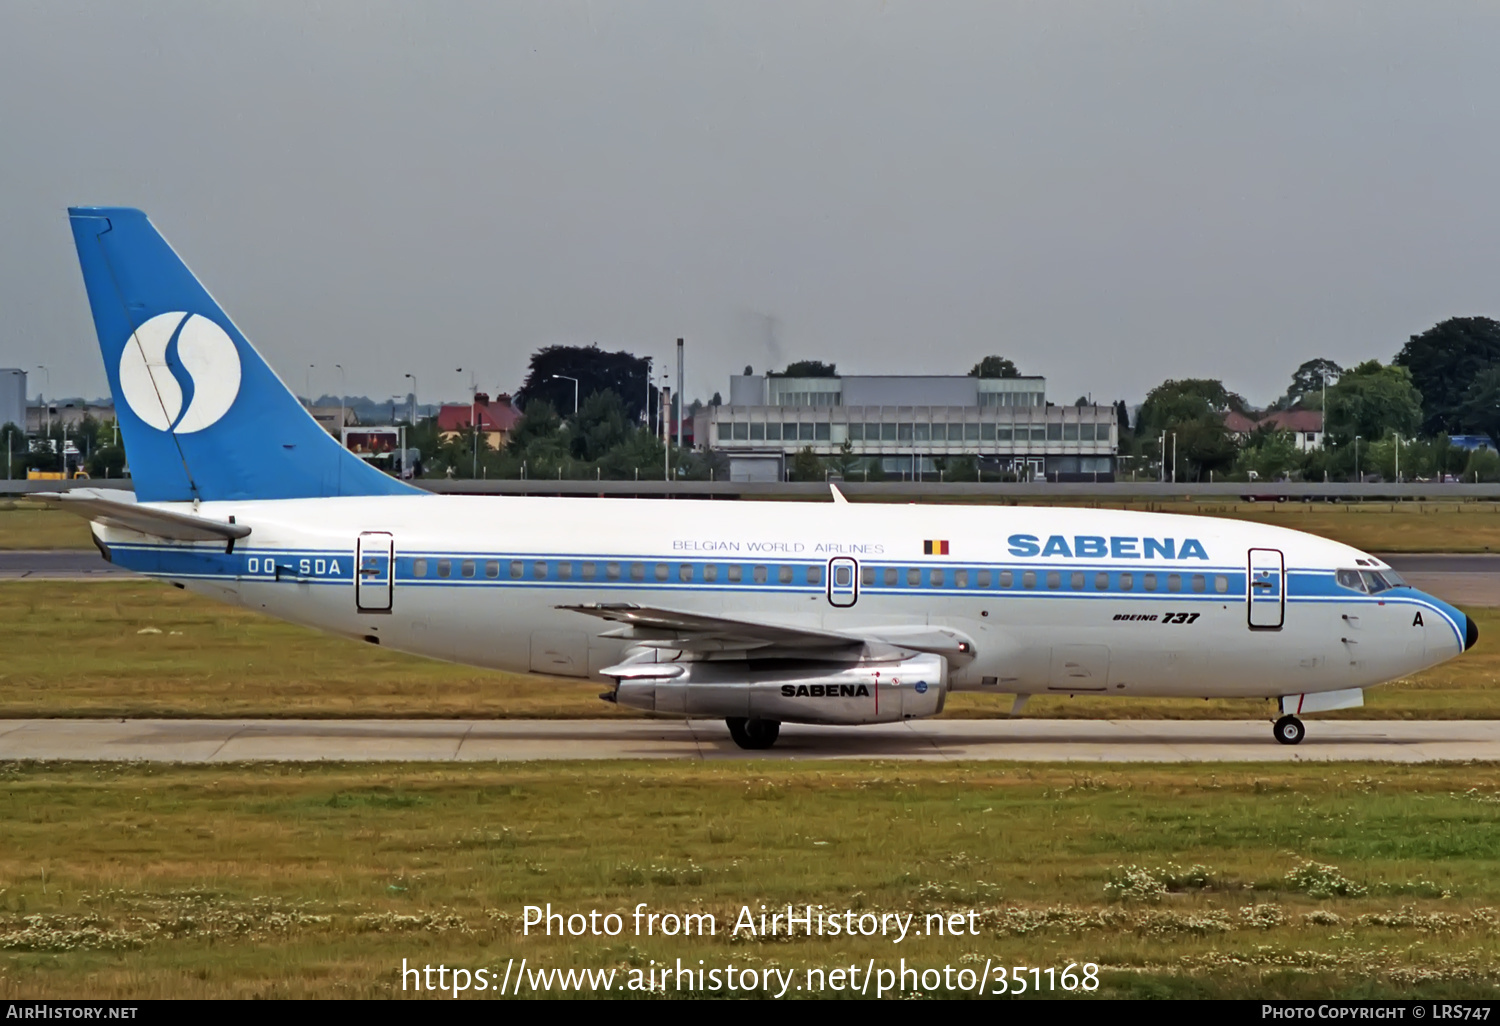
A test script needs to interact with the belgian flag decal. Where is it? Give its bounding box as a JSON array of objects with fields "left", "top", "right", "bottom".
[{"left": 923, "top": 539, "right": 951, "bottom": 556}]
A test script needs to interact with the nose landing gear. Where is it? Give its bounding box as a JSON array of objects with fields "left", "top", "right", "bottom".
[{"left": 1274, "top": 715, "right": 1305, "bottom": 746}]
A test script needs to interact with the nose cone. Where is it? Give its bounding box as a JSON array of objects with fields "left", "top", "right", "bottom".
[{"left": 1467, "top": 613, "right": 1480, "bottom": 651}]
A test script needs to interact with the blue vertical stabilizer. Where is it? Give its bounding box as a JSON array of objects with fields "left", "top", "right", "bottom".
[{"left": 69, "top": 207, "right": 421, "bottom": 502}]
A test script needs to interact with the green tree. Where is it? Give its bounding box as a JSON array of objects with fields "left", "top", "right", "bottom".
[
  {"left": 830, "top": 438, "right": 857, "bottom": 479},
  {"left": 1324, "top": 360, "right": 1422, "bottom": 446},
  {"left": 1394, "top": 316, "right": 1500, "bottom": 436},
  {"left": 775, "top": 361, "right": 838, "bottom": 378},
  {"left": 569, "top": 389, "right": 632, "bottom": 461},
  {"left": 1464, "top": 447, "right": 1500, "bottom": 483},
  {"left": 1278, "top": 358, "right": 1344, "bottom": 409},
  {"left": 516, "top": 345, "right": 651, "bottom": 422},
  {"left": 967, "top": 356, "right": 1020, "bottom": 378},
  {"left": 789, "top": 446, "right": 824, "bottom": 481},
  {"left": 1136, "top": 379, "right": 1245, "bottom": 481},
  {"left": 596, "top": 428, "right": 666, "bottom": 480},
  {"left": 87, "top": 444, "right": 127, "bottom": 478},
  {"left": 1236, "top": 427, "right": 1302, "bottom": 481},
  {"left": 1458, "top": 365, "right": 1500, "bottom": 450}
]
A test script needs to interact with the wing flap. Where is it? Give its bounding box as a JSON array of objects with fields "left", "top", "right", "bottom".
[{"left": 557, "top": 603, "right": 861, "bottom": 651}]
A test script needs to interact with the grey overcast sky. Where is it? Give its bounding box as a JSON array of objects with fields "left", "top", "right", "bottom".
[{"left": 2, "top": 2, "right": 1498, "bottom": 408}]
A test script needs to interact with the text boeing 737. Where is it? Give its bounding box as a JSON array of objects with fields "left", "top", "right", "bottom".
[{"left": 50, "top": 207, "right": 1477, "bottom": 749}]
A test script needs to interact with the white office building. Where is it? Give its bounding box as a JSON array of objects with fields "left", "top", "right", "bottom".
[{"left": 699, "top": 373, "right": 1116, "bottom": 482}]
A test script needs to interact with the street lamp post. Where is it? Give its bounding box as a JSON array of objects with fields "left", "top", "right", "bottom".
[
  {"left": 457, "top": 367, "right": 479, "bottom": 477},
  {"left": 305, "top": 364, "right": 316, "bottom": 407},
  {"left": 550, "top": 375, "right": 579, "bottom": 416},
  {"left": 36, "top": 364, "right": 50, "bottom": 439},
  {"left": 643, "top": 358, "right": 653, "bottom": 432},
  {"left": 403, "top": 373, "right": 418, "bottom": 426},
  {"left": 1354, "top": 435, "right": 1362, "bottom": 484},
  {"left": 334, "top": 364, "right": 347, "bottom": 444}
]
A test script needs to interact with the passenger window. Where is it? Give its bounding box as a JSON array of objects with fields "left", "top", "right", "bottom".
[
  {"left": 807, "top": 565, "right": 823, "bottom": 586},
  {"left": 1070, "top": 571, "right": 1084, "bottom": 590},
  {"left": 704, "top": 564, "right": 718, "bottom": 582},
  {"left": 1047, "top": 571, "right": 1061, "bottom": 590},
  {"left": 510, "top": 561, "right": 523, "bottom": 579},
  {"left": 885, "top": 568, "right": 898, "bottom": 586},
  {"left": 835, "top": 565, "right": 852, "bottom": 587},
  {"left": 1191, "top": 574, "right": 1205, "bottom": 593},
  {"left": 630, "top": 563, "right": 645, "bottom": 581},
  {"left": 606, "top": 562, "right": 620, "bottom": 580},
  {"left": 485, "top": 560, "right": 499, "bottom": 579},
  {"left": 753, "top": 565, "right": 768, "bottom": 584},
  {"left": 955, "top": 569, "right": 968, "bottom": 588},
  {"left": 1022, "top": 571, "right": 1036, "bottom": 589},
  {"left": 1168, "top": 573, "right": 1181, "bottom": 593},
  {"left": 558, "top": 562, "right": 572, "bottom": 580},
  {"left": 976, "top": 569, "right": 991, "bottom": 587},
  {"left": 998, "top": 570, "right": 1012, "bottom": 588},
  {"left": 1120, "top": 572, "right": 1133, "bottom": 591},
  {"left": 413, "top": 559, "right": 428, "bottom": 578},
  {"left": 1215, "top": 575, "right": 1228, "bottom": 594},
  {"left": 679, "top": 564, "right": 693, "bottom": 582},
  {"left": 728, "top": 565, "right": 742, "bottom": 583},
  {"left": 861, "top": 566, "right": 875, "bottom": 586},
  {"left": 778, "top": 566, "right": 793, "bottom": 584},
  {"left": 655, "top": 563, "right": 669, "bottom": 581},
  {"left": 1143, "top": 573, "right": 1156, "bottom": 592},
  {"left": 461, "top": 560, "right": 475, "bottom": 578},
  {"left": 534, "top": 561, "right": 547, "bottom": 580},
  {"left": 436, "top": 559, "right": 452, "bottom": 578},
  {"left": 907, "top": 568, "right": 921, "bottom": 586},
  {"left": 932, "top": 569, "right": 945, "bottom": 587},
  {"left": 582, "top": 562, "right": 596, "bottom": 580},
  {"left": 1095, "top": 573, "right": 1109, "bottom": 591}
]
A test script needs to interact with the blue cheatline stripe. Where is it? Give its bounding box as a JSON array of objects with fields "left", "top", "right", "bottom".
[{"left": 104, "top": 542, "right": 1465, "bottom": 638}]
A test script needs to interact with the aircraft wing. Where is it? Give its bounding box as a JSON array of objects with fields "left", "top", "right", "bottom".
[
  {"left": 556, "top": 602, "right": 862, "bottom": 652},
  {"left": 557, "top": 602, "right": 976, "bottom": 662},
  {"left": 32, "top": 489, "right": 250, "bottom": 543}
]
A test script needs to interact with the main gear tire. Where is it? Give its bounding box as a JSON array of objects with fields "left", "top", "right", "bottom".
[{"left": 726, "top": 717, "right": 781, "bottom": 750}]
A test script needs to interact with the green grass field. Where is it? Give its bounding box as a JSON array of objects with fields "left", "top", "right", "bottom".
[
  {"left": 0, "top": 581, "right": 1496, "bottom": 720},
  {"left": 2, "top": 761, "right": 1498, "bottom": 998},
  {"left": 8, "top": 500, "right": 1500, "bottom": 552}
]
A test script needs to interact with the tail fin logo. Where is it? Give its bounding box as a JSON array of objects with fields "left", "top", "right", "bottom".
[{"left": 118, "top": 312, "right": 242, "bottom": 433}]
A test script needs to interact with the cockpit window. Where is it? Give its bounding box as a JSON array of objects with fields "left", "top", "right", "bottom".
[
  {"left": 1337, "top": 568, "right": 1407, "bottom": 594},
  {"left": 1362, "top": 570, "right": 1403, "bottom": 593},
  {"left": 1336, "top": 569, "right": 1367, "bottom": 593}
]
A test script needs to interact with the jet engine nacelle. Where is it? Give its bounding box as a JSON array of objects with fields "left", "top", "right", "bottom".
[{"left": 605, "top": 651, "right": 947, "bottom": 725}]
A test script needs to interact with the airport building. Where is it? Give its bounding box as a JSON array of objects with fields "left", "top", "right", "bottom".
[
  {"left": 0, "top": 370, "right": 24, "bottom": 433},
  {"left": 697, "top": 372, "right": 1117, "bottom": 482}
]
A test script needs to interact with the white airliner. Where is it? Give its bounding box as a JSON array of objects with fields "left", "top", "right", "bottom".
[{"left": 51, "top": 207, "right": 1476, "bottom": 749}]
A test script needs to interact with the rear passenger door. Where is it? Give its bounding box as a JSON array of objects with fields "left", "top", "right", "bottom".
[{"left": 356, "top": 531, "right": 393, "bottom": 613}]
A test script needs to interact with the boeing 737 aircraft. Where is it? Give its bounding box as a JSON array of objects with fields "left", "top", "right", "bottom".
[{"left": 51, "top": 207, "right": 1477, "bottom": 748}]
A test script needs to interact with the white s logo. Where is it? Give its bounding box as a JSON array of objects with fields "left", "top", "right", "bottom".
[{"left": 118, "top": 312, "right": 242, "bottom": 433}]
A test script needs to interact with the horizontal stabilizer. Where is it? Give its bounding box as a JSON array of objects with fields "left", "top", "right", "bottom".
[{"left": 32, "top": 489, "right": 250, "bottom": 542}]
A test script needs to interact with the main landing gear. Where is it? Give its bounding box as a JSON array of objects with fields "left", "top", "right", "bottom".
[
  {"left": 1274, "top": 715, "right": 1306, "bottom": 746},
  {"left": 727, "top": 717, "right": 781, "bottom": 750}
]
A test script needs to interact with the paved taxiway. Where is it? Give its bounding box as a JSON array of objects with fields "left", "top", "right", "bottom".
[{"left": 3, "top": 718, "right": 1500, "bottom": 762}]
